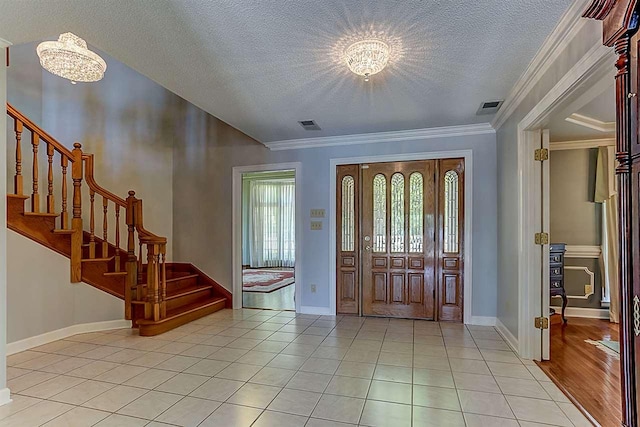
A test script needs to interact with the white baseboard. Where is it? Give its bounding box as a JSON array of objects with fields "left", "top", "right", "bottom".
[
  {"left": 469, "top": 316, "right": 497, "bottom": 326},
  {"left": 298, "top": 306, "right": 334, "bottom": 316},
  {"left": 7, "top": 319, "right": 130, "bottom": 355},
  {"left": 495, "top": 318, "right": 519, "bottom": 354},
  {"left": 551, "top": 306, "right": 609, "bottom": 319},
  {"left": 0, "top": 388, "right": 11, "bottom": 406}
]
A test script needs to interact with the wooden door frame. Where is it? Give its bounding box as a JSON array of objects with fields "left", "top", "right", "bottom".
[
  {"left": 517, "top": 42, "right": 614, "bottom": 360},
  {"left": 231, "top": 162, "right": 303, "bottom": 312},
  {"left": 329, "top": 150, "right": 473, "bottom": 324}
]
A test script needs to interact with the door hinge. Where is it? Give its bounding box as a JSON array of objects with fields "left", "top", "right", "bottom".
[
  {"left": 534, "top": 148, "right": 549, "bottom": 161},
  {"left": 534, "top": 232, "right": 549, "bottom": 245},
  {"left": 534, "top": 316, "right": 549, "bottom": 330}
]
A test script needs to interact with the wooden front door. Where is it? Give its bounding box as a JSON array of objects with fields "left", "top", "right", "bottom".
[
  {"left": 361, "top": 160, "right": 436, "bottom": 318},
  {"left": 336, "top": 159, "right": 464, "bottom": 320}
]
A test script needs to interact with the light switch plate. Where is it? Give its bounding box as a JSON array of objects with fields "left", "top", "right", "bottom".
[
  {"left": 310, "top": 221, "right": 323, "bottom": 230},
  {"left": 310, "top": 209, "right": 325, "bottom": 218}
]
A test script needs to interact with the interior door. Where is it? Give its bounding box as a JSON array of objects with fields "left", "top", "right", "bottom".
[{"left": 361, "top": 161, "right": 436, "bottom": 318}]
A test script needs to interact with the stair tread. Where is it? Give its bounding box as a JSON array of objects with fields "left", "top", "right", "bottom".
[
  {"left": 53, "top": 229, "right": 74, "bottom": 235},
  {"left": 7, "top": 194, "right": 29, "bottom": 200},
  {"left": 103, "top": 271, "right": 127, "bottom": 277},
  {"left": 137, "top": 296, "right": 226, "bottom": 325},
  {"left": 166, "top": 284, "right": 213, "bottom": 299},
  {"left": 24, "top": 211, "right": 59, "bottom": 217},
  {"left": 166, "top": 273, "right": 199, "bottom": 283},
  {"left": 82, "top": 256, "right": 115, "bottom": 263}
]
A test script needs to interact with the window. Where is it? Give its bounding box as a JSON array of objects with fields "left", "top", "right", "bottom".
[
  {"left": 341, "top": 176, "right": 355, "bottom": 252},
  {"left": 373, "top": 174, "right": 386, "bottom": 252},
  {"left": 444, "top": 170, "right": 459, "bottom": 253},
  {"left": 249, "top": 179, "right": 295, "bottom": 267},
  {"left": 409, "top": 172, "right": 423, "bottom": 253},
  {"left": 390, "top": 173, "right": 405, "bottom": 252}
]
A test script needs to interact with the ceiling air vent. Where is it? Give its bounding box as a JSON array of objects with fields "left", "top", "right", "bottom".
[
  {"left": 298, "top": 120, "right": 321, "bottom": 131},
  {"left": 476, "top": 100, "right": 504, "bottom": 115}
]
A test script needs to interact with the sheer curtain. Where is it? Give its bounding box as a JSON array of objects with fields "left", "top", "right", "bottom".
[
  {"left": 249, "top": 179, "right": 295, "bottom": 268},
  {"left": 595, "top": 146, "right": 619, "bottom": 323}
]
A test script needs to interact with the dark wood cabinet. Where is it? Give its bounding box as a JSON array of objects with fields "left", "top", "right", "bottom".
[{"left": 549, "top": 243, "right": 567, "bottom": 323}]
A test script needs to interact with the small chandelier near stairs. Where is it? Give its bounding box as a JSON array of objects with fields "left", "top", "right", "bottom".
[{"left": 36, "top": 32, "right": 107, "bottom": 84}]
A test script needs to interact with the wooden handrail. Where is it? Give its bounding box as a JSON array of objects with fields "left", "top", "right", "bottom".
[
  {"left": 127, "top": 192, "right": 167, "bottom": 244},
  {"left": 82, "top": 154, "right": 127, "bottom": 207},
  {"left": 7, "top": 103, "right": 75, "bottom": 160}
]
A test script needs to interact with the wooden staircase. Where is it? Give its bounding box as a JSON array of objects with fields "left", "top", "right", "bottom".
[{"left": 5, "top": 103, "right": 231, "bottom": 336}]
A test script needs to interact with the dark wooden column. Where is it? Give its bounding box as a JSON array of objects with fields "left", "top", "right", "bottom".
[{"left": 584, "top": 2, "right": 639, "bottom": 426}]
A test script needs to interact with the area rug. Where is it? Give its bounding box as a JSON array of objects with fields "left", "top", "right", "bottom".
[
  {"left": 585, "top": 339, "right": 620, "bottom": 359},
  {"left": 243, "top": 269, "right": 294, "bottom": 293}
]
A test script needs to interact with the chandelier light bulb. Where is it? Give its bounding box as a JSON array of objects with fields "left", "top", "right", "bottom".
[
  {"left": 344, "top": 39, "right": 390, "bottom": 81},
  {"left": 37, "top": 32, "right": 107, "bottom": 84}
]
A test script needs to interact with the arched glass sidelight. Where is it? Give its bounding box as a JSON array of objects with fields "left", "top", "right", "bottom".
[
  {"left": 341, "top": 176, "right": 355, "bottom": 251},
  {"left": 372, "top": 174, "right": 386, "bottom": 252},
  {"left": 444, "top": 170, "right": 459, "bottom": 253},
  {"left": 390, "top": 173, "right": 405, "bottom": 252},
  {"left": 409, "top": 172, "right": 423, "bottom": 253}
]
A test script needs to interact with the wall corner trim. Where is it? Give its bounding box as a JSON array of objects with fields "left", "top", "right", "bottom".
[
  {"left": 263, "top": 123, "right": 495, "bottom": 151},
  {"left": 0, "top": 389, "right": 10, "bottom": 407},
  {"left": 0, "top": 38, "right": 12, "bottom": 48},
  {"left": 495, "top": 318, "right": 519, "bottom": 354},
  {"left": 7, "top": 319, "right": 130, "bottom": 355},
  {"left": 298, "top": 306, "right": 334, "bottom": 316},
  {"left": 469, "top": 316, "right": 497, "bottom": 326},
  {"left": 492, "top": 0, "right": 591, "bottom": 130}
]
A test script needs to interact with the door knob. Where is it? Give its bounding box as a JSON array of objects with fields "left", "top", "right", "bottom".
[{"left": 365, "top": 245, "right": 371, "bottom": 251}]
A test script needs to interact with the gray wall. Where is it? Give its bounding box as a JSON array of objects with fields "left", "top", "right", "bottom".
[
  {"left": 173, "top": 124, "right": 498, "bottom": 317},
  {"left": 550, "top": 148, "right": 602, "bottom": 309},
  {"left": 495, "top": 19, "right": 603, "bottom": 339},
  {"left": 7, "top": 230, "right": 124, "bottom": 343}
]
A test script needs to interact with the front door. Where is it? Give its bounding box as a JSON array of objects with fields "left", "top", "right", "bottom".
[{"left": 361, "top": 160, "right": 437, "bottom": 318}]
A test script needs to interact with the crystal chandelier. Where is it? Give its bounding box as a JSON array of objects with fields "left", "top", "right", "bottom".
[
  {"left": 37, "top": 33, "right": 107, "bottom": 84},
  {"left": 344, "top": 39, "right": 390, "bottom": 82}
]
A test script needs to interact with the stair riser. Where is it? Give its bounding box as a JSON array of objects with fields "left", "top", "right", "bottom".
[
  {"left": 166, "top": 289, "right": 214, "bottom": 311},
  {"left": 138, "top": 299, "right": 226, "bottom": 336},
  {"left": 167, "top": 276, "right": 199, "bottom": 292}
]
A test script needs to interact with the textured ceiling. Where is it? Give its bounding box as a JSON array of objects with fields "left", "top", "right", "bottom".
[{"left": 0, "top": 0, "right": 573, "bottom": 143}]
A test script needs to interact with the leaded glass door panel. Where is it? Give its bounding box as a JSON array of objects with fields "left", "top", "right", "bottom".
[{"left": 361, "top": 161, "right": 436, "bottom": 318}]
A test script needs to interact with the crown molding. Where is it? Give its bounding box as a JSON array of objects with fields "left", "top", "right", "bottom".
[
  {"left": 263, "top": 123, "right": 495, "bottom": 151},
  {"left": 565, "top": 113, "right": 615, "bottom": 132},
  {"left": 0, "top": 37, "right": 12, "bottom": 48},
  {"left": 492, "top": 0, "right": 592, "bottom": 130},
  {"left": 549, "top": 137, "right": 614, "bottom": 150}
]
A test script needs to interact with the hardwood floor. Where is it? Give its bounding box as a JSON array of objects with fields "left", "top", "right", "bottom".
[
  {"left": 242, "top": 283, "right": 295, "bottom": 311},
  {"left": 537, "top": 317, "right": 620, "bottom": 427}
]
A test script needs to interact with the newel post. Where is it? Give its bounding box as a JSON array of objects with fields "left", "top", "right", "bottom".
[
  {"left": 125, "top": 191, "right": 137, "bottom": 321},
  {"left": 70, "top": 143, "right": 83, "bottom": 283}
]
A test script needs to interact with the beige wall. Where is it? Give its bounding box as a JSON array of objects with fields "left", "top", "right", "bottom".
[
  {"left": 7, "top": 230, "right": 124, "bottom": 343},
  {"left": 7, "top": 42, "right": 178, "bottom": 259}
]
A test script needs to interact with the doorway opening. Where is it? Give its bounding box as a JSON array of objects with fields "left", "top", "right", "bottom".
[
  {"left": 336, "top": 158, "right": 465, "bottom": 321},
  {"left": 241, "top": 169, "right": 296, "bottom": 311},
  {"left": 520, "top": 64, "right": 622, "bottom": 425}
]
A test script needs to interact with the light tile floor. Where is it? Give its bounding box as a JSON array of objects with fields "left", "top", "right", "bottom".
[{"left": 2, "top": 309, "right": 593, "bottom": 426}]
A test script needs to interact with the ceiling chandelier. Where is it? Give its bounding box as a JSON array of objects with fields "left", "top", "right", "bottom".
[
  {"left": 344, "top": 38, "right": 390, "bottom": 82},
  {"left": 36, "top": 33, "right": 107, "bottom": 84}
]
